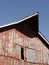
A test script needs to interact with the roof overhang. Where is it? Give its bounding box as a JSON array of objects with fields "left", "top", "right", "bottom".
[
  {"left": 38, "top": 32, "right": 49, "bottom": 44},
  {"left": 38, "top": 32, "right": 49, "bottom": 49}
]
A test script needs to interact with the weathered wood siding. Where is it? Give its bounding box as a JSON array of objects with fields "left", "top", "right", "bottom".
[{"left": 0, "top": 28, "right": 49, "bottom": 65}]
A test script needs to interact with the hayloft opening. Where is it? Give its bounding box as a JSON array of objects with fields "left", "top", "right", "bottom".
[{"left": 21, "top": 47, "right": 24, "bottom": 60}]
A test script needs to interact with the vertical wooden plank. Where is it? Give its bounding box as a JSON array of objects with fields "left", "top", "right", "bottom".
[
  {"left": 15, "top": 30, "right": 19, "bottom": 45},
  {"left": 15, "top": 45, "right": 19, "bottom": 59},
  {"left": 29, "top": 38, "right": 36, "bottom": 49},
  {"left": 18, "top": 46, "right": 21, "bottom": 59},
  {"left": 36, "top": 51, "right": 41, "bottom": 63},
  {"left": 18, "top": 31, "right": 24, "bottom": 46},
  {"left": 23, "top": 36, "right": 28, "bottom": 47}
]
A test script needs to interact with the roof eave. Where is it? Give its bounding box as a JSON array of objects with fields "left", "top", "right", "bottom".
[{"left": 38, "top": 32, "right": 49, "bottom": 44}]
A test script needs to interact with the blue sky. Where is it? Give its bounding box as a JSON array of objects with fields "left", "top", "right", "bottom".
[{"left": 0, "top": 0, "right": 49, "bottom": 41}]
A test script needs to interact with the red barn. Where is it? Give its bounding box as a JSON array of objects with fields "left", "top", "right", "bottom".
[{"left": 0, "top": 12, "right": 49, "bottom": 65}]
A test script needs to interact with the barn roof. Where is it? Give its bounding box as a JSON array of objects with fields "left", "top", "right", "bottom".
[
  {"left": 0, "top": 12, "right": 49, "bottom": 48},
  {"left": 0, "top": 12, "right": 38, "bottom": 28}
]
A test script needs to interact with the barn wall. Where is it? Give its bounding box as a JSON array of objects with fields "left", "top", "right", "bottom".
[{"left": 0, "top": 28, "right": 49, "bottom": 65}]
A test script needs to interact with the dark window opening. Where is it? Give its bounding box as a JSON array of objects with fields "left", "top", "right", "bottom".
[{"left": 21, "top": 47, "right": 24, "bottom": 60}]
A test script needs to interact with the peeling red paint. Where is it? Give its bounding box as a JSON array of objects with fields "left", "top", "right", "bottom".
[{"left": 0, "top": 28, "right": 49, "bottom": 65}]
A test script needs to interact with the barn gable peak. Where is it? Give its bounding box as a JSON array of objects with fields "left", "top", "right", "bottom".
[{"left": 0, "top": 12, "right": 49, "bottom": 48}]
